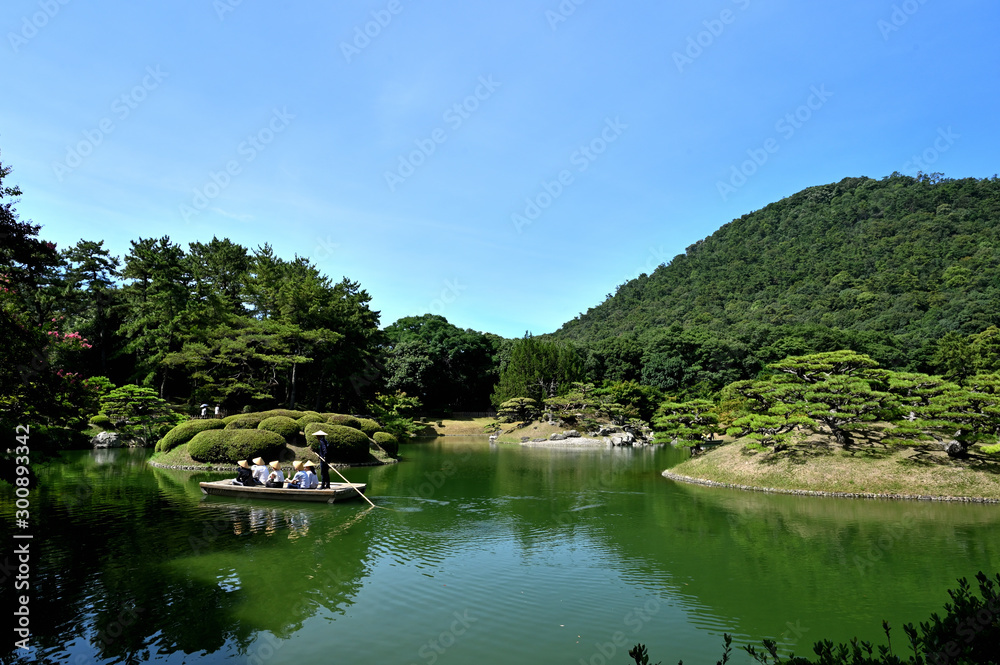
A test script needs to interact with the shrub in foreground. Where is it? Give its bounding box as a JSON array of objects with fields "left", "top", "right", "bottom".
[
  {"left": 631, "top": 571, "right": 1000, "bottom": 665},
  {"left": 224, "top": 413, "right": 267, "bottom": 429},
  {"left": 257, "top": 415, "right": 300, "bottom": 441},
  {"left": 188, "top": 429, "right": 286, "bottom": 464},
  {"left": 156, "top": 419, "right": 226, "bottom": 453},
  {"left": 355, "top": 417, "right": 382, "bottom": 437},
  {"left": 325, "top": 413, "right": 363, "bottom": 430},
  {"left": 373, "top": 432, "right": 399, "bottom": 457},
  {"left": 89, "top": 414, "right": 113, "bottom": 429},
  {"left": 307, "top": 424, "right": 370, "bottom": 463},
  {"left": 257, "top": 409, "right": 307, "bottom": 420},
  {"left": 296, "top": 414, "right": 326, "bottom": 429}
]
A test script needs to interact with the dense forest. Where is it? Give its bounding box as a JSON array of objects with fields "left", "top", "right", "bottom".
[
  {"left": 549, "top": 172, "right": 1000, "bottom": 395},
  {"left": 4, "top": 146, "right": 1000, "bottom": 454}
]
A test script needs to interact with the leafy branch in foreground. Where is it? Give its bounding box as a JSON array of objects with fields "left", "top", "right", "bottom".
[{"left": 629, "top": 571, "right": 1000, "bottom": 665}]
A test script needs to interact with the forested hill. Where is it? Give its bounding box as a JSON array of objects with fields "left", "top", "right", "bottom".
[{"left": 552, "top": 174, "right": 1000, "bottom": 349}]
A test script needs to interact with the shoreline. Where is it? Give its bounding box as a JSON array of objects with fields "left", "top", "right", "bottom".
[{"left": 661, "top": 469, "right": 1000, "bottom": 504}]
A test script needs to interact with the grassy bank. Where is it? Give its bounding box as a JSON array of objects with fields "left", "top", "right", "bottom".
[
  {"left": 417, "top": 416, "right": 496, "bottom": 437},
  {"left": 419, "top": 416, "right": 584, "bottom": 443},
  {"left": 669, "top": 438, "right": 1000, "bottom": 501}
]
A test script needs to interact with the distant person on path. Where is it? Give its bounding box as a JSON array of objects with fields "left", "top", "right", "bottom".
[
  {"left": 251, "top": 457, "right": 268, "bottom": 486},
  {"left": 303, "top": 461, "right": 318, "bottom": 489},
  {"left": 214, "top": 405, "right": 220, "bottom": 418},
  {"left": 315, "top": 430, "right": 331, "bottom": 489},
  {"left": 265, "top": 460, "right": 284, "bottom": 488},
  {"left": 200, "top": 404, "right": 208, "bottom": 418}
]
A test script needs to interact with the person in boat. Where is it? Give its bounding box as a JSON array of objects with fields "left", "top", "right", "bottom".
[
  {"left": 251, "top": 457, "right": 268, "bottom": 486},
  {"left": 265, "top": 460, "right": 285, "bottom": 488},
  {"left": 315, "top": 430, "right": 331, "bottom": 489},
  {"left": 234, "top": 460, "right": 254, "bottom": 486},
  {"left": 287, "top": 461, "right": 307, "bottom": 489},
  {"left": 303, "top": 460, "right": 319, "bottom": 489}
]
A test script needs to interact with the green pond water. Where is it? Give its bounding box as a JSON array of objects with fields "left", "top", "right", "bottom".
[{"left": 2, "top": 438, "right": 999, "bottom": 664}]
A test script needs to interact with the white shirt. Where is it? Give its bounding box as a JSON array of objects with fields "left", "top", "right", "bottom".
[
  {"left": 304, "top": 470, "right": 318, "bottom": 489},
  {"left": 268, "top": 469, "right": 284, "bottom": 483},
  {"left": 290, "top": 470, "right": 307, "bottom": 487},
  {"left": 252, "top": 465, "right": 268, "bottom": 484}
]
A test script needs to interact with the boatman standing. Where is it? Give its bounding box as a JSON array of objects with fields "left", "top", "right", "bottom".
[{"left": 315, "top": 430, "right": 331, "bottom": 489}]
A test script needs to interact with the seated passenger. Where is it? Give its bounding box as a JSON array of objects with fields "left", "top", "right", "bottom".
[
  {"left": 287, "top": 461, "right": 307, "bottom": 489},
  {"left": 234, "top": 459, "right": 254, "bottom": 486},
  {"left": 265, "top": 460, "right": 285, "bottom": 488},
  {"left": 251, "top": 457, "right": 268, "bottom": 486},
  {"left": 303, "top": 460, "right": 319, "bottom": 489}
]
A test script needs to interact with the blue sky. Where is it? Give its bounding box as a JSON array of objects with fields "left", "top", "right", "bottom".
[{"left": 2, "top": 0, "right": 997, "bottom": 338}]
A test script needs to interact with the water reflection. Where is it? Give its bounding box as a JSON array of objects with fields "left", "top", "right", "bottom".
[
  {"left": 2, "top": 443, "right": 999, "bottom": 665},
  {"left": 0, "top": 450, "right": 373, "bottom": 665}
]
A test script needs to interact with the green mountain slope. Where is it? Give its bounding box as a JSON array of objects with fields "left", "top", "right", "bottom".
[{"left": 553, "top": 174, "right": 1000, "bottom": 346}]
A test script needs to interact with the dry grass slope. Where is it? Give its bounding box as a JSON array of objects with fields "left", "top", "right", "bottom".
[{"left": 670, "top": 436, "right": 1000, "bottom": 501}]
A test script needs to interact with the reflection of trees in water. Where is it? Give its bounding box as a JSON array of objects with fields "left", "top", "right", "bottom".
[{"left": 0, "top": 452, "right": 371, "bottom": 664}]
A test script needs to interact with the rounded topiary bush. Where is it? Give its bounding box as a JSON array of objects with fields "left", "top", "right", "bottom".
[
  {"left": 156, "top": 419, "right": 226, "bottom": 453},
  {"left": 373, "top": 431, "right": 399, "bottom": 457},
  {"left": 225, "top": 413, "right": 267, "bottom": 429},
  {"left": 302, "top": 422, "right": 327, "bottom": 450},
  {"left": 257, "top": 409, "right": 307, "bottom": 420},
  {"left": 258, "top": 416, "right": 300, "bottom": 441},
  {"left": 296, "top": 413, "right": 326, "bottom": 429},
  {"left": 308, "top": 424, "right": 370, "bottom": 463},
  {"left": 89, "top": 414, "right": 113, "bottom": 429},
  {"left": 325, "top": 413, "right": 363, "bottom": 430},
  {"left": 188, "top": 429, "right": 286, "bottom": 464},
  {"left": 355, "top": 418, "right": 381, "bottom": 437}
]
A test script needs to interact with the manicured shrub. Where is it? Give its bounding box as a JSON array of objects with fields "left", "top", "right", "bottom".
[
  {"left": 188, "top": 429, "right": 286, "bottom": 464},
  {"left": 355, "top": 418, "right": 381, "bottom": 437},
  {"left": 308, "top": 424, "right": 370, "bottom": 463},
  {"left": 225, "top": 413, "right": 267, "bottom": 429},
  {"left": 156, "top": 419, "right": 226, "bottom": 453},
  {"left": 296, "top": 414, "right": 326, "bottom": 429},
  {"left": 89, "top": 414, "right": 113, "bottom": 429},
  {"left": 325, "top": 413, "right": 363, "bottom": 430},
  {"left": 258, "top": 416, "right": 300, "bottom": 441},
  {"left": 257, "top": 409, "right": 307, "bottom": 420},
  {"left": 303, "top": 422, "right": 328, "bottom": 450},
  {"left": 373, "top": 432, "right": 399, "bottom": 457}
]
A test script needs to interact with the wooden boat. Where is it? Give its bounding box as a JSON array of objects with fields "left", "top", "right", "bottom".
[{"left": 199, "top": 479, "right": 368, "bottom": 503}]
